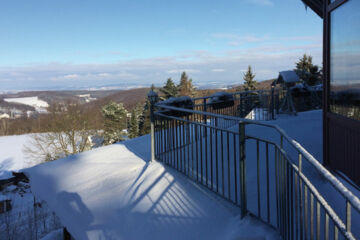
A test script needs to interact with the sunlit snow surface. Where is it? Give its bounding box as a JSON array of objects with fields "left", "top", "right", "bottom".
[
  {"left": 4, "top": 96, "right": 49, "bottom": 108},
  {"left": 26, "top": 136, "right": 280, "bottom": 240}
]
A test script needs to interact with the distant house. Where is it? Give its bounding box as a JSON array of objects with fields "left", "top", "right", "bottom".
[{"left": 303, "top": 0, "right": 360, "bottom": 186}]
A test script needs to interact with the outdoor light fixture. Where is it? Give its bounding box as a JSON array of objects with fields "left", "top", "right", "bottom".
[{"left": 147, "top": 90, "right": 158, "bottom": 104}]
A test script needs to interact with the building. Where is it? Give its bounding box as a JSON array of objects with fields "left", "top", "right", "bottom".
[{"left": 303, "top": 0, "right": 360, "bottom": 186}]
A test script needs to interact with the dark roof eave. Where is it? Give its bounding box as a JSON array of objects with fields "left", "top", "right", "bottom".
[{"left": 301, "top": 0, "right": 324, "bottom": 18}]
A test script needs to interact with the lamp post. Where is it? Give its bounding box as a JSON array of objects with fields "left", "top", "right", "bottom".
[{"left": 148, "top": 89, "right": 158, "bottom": 162}]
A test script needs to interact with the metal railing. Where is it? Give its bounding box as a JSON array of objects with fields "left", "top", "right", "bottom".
[
  {"left": 192, "top": 89, "right": 285, "bottom": 121},
  {"left": 152, "top": 104, "right": 360, "bottom": 240}
]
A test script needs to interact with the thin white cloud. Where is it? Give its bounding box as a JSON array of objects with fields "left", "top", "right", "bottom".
[
  {"left": 63, "top": 74, "right": 79, "bottom": 79},
  {"left": 212, "top": 69, "right": 226, "bottom": 72},
  {"left": 246, "top": 0, "right": 274, "bottom": 7},
  {"left": 212, "top": 33, "right": 270, "bottom": 46}
]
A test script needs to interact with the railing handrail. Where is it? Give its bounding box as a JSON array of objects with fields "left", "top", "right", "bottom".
[
  {"left": 155, "top": 104, "right": 360, "bottom": 213},
  {"left": 192, "top": 89, "right": 275, "bottom": 101}
]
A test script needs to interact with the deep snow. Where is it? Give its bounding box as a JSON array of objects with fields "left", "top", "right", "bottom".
[{"left": 26, "top": 138, "right": 280, "bottom": 240}]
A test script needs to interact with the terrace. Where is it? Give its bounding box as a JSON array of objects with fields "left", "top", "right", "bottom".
[{"left": 150, "top": 86, "right": 360, "bottom": 240}]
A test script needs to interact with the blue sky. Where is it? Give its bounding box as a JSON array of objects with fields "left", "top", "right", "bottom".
[{"left": 0, "top": 0, "right": 322, "bottom": 90}]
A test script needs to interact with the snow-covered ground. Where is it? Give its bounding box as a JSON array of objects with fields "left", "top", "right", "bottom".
[
  {"left": 77, "top": 94, "right": 96, "bottom": 103},
  {"left": 0, "top": 134, "right": 44, "bottom": 180},
  {"left": 25, "top": 138, "right": 280, "bottom": 240},
  {"left": 4, "top": 96, "right": 49, "bottom": 113},
  {"left": 2, "top": 109, "right": 357, "bottom": 239}
]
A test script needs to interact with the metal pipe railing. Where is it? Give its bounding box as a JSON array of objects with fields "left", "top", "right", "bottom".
[
  {"left": 153, "top": 103, "right": 360, "bottom": 239},
  {"left": 155, "top": 104, "right": 360, "bottom": 214}
]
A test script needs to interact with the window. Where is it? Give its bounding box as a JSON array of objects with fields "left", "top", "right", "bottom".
[{"left": 330, "top": 0, "right": 360, "bottom": 120}]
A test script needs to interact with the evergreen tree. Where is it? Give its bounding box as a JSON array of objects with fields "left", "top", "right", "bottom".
[
  {"left": 128, "top": 109, "right": 139, "bottom": 139},
  {"left": 102, "top": 102, "right": 128, "bottom": 145},
  {"left": 243, "top": 65, "right": 257, "bottom": 91},
  {"left": 294, "top": 54, "right": 322, "bottom": 86},
  {"left": 178, "top": 72, "right": 195, "bottom": 97},
  {"left": 160, "top": 78, "right": 178, "bottom": 99}
]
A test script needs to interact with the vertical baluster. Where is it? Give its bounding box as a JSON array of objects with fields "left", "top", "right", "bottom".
[
  {"left": 325, "top": 214, "right": 329, "bottom": 240},
  {"left": 187, "top": 117, "right": 190, "bottom": 176},
  {"left": 210, "top": 123, "right": 213, "bottom": 190},
  {"left": 266, "top": 143, "right": 270, "bottom": 223},
  {"left": 290, "top": 166, "right": 294, "bottom": 240},
  {"left": 180, "top": 121, "right": 185, "bottom": 173},
  {"left": 176, "top": 120, "right": 180, "bottom": 170},
  {"left": 172, "top": 120, "right": 176, "bottom": 168},
  {"left": 317, "top": 202, "right": 320, "bottom": 240},
  {"left": 334, "top": 226, "right": 338, "bottom": 240},
  {"left": 286, "top": 160, "right": 290, "bottom": 240},
  {"left": 304, "top": 185, "right": 308, "bottom": 240},
  {"left": 227, "top": 131, "right": 231, "bottom": 199},
  {"left": 299, "top": 154, "right": 304, "bottom": 240},
  {"left": 233, "top": 134, "right": 238, "bottom": 204},
  {"left": 239, "top": 121, "right": 247, "bottom": 218},
  {"left": 275, "top": 148, "right": 280, "bottom": 228},
  {"left": 200, "top": 122, "right": 203, "bottom": 184},
  {"left": 346, "top": 201, "right": 351, "bottom": 234},
  {"left": 221, "top": 131, "right": 225, "bottom": 196},
  {"left": 310, "top": 193, "right": 314, "bottom": 240},
  {"left": 257, "top": 140, "right": 261, "bottom": 218},
  {"left": 195, "top": 124, "right": 199, "bottom": 181},
  {"left": 161, "top": 119, "right": 164, "bottom": 158},
  {"left": 215, "top": 120, "right": 219, "bottom": 193},
  {"left": 205, "top": 123, "right": 208, "bottom": 187},
  {"left": 294, "top": 170, "right": 299, "bottom": 240}
]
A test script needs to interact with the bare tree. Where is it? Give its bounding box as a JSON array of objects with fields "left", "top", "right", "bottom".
[
  {"left": 23, "top": 103, "right": 96, "bottom": 162},
  {"left": 0, "top": 118, "right": 10, "bottom": 136}
]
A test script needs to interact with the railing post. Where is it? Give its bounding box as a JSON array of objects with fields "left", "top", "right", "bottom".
[
  {"left": 148, "top": 89, "right": 159, "bottom": 162},
  {"left": 239, "top": 121, "right": 247, "bottom": 218},
  {"left": 271, "top": 85, "right": 275, "bottom": 120},
  {"left": 203, "top": 98, "right": 207, "bottom": 124}
]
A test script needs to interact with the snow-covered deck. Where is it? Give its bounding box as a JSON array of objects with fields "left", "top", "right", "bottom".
[{"left": 25, "top": 136, "right": 280, "bottom": 240}]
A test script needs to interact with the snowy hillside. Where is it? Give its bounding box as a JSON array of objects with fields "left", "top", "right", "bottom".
[{"left": 4, "top": 96, "right": 49, "bottom": 112}]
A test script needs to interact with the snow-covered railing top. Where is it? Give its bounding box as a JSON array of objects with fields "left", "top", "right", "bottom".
[
  {"left": 154, "top": 104, "right": 360, "bottom": 214},
  {"left": 192, "top": 89, "right": 270, "bottom": 102}
]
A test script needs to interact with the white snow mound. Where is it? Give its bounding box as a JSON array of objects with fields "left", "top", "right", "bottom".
[{"left": 25, "top": 139, "right": 280, "bottom": 240}]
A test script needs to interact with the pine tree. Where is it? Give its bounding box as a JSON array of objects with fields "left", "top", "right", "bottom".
[
  {"left": 294, "top": 54, "right": 321, "bottom": 86},
  {"left": 295, "top": 54, "right": 313, "bottom": 73},
  {"left": 160, "top": 78, "right": 178, "bottom": 99},
  {"left": 178, "top": 72, "right": 195, "bottom": 97},
  {"left": 102, "top": 102, "right": 128, "bottom": 145},
  {"left": 243, "top": 65, "right": 257, "bottom": 91},
  {"left": 128, "top": 109, "right": 139, "bottom": 139}
]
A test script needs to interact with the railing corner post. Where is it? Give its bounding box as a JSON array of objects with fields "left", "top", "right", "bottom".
[
  {"left": 148, "top": 89, "right": 158, "bottom": 162},
  {"left": 239, "top": 121, "right": 247, "bottom": 218}
]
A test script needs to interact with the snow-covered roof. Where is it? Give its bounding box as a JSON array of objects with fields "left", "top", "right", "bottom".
[
  {"left": 275, "top": 70, "right": 300, "bottom": 85},
  {"left": 25, "top": 135, "right": 279, "bottom": 240},
  {"left": 157, "top": 96, "right": 192, "bottom": 105}
]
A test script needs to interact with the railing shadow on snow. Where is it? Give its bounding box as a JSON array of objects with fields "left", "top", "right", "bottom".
[{"left": 153, "top": 104, "right": 360, "bottom": 240}]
